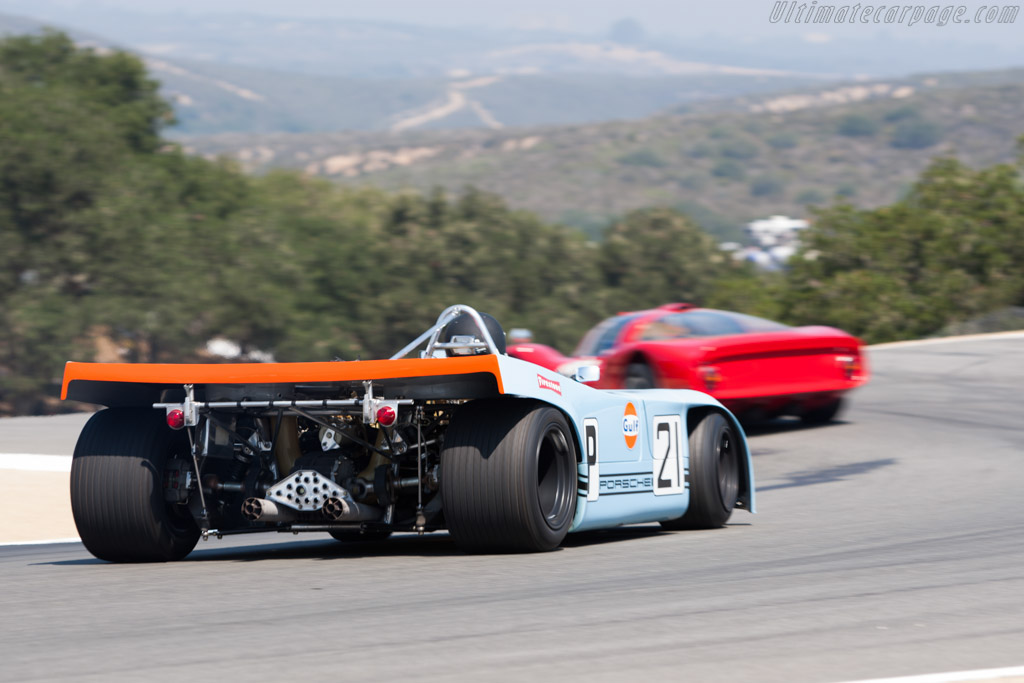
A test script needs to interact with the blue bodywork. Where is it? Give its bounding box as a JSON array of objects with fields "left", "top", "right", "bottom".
[{"left": 493, "top": 354, "right": 755, "bottom": 533}]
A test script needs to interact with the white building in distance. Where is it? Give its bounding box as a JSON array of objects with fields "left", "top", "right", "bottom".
[
  {"left": 746, "top": 215, "right": 809, "bottom": 248},
  {"left": 722, "top": 215, "right": 811, "bottom": 270}
]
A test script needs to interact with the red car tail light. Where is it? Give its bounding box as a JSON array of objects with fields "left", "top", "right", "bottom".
[
  {"left": 836, "top": 355, "right": 861, "bottom": 380},
  {"left": 698, "top": 366, "right": 722, "bottom": 392}
]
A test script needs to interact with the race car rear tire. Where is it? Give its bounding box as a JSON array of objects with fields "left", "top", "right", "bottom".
[
  {"left": 70, "top": 408, "right": 200, "bottom": 562},
  {"left": 661, "top": 411, "right": 739, "bottom": 530},
  {"left": 441, "top": 400, "right": 577, "bottom": 552}
]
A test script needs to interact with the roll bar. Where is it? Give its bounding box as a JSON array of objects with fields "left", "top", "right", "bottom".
[{"left": 389, "top": 305, "right": 502, "bottom": 360}]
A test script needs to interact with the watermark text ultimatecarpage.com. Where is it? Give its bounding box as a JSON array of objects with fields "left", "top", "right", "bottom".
[{"left": 769, "top": 2, "right": 1019, "bottom": 26}]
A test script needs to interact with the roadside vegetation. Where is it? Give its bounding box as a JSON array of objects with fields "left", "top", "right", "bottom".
[{"left": 1, "top": 33, "right": 1022, "bottom": 414}]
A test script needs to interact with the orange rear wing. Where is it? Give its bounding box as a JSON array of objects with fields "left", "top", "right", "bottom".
[{"left": 62, "top": 356, "right": 505, "bottom": 407}]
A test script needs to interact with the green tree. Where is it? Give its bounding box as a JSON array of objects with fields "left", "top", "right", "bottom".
[
  {"left": 719, "top": 139, "right": 760, "bottom": 160},
  {"left": 883, "top": 105, "right": 919, "bottom": 123},
  {"left": 837, "top": 113, "right": 879, "bottom": 137},
  {"left": 599, "top": 208, "right": 721, "bottom": 312},
  {"left": 749, "top": 175, "right": 786, "bottom": 198},
  {"left": 707, "top": 266, "right": 784, "bottom": 322},
  {"left": 782, "top": 153, "right": 1024, "bottom": 342},
  {"left": 796, "top": 188, "right": 826, "bottom": 205},
  {"left": 890, "top": 118, "right": 942, "bottom": 149},
  {"left": 617, "top": 148, "right": 667, "bottom": 168},
  {"left": 766, "top": 132, "right": 799, "bottom": 150},
  {"left": 0, "top": 32, "right": 240, "bottom": 410},
  {"left": 0, "top": 31, "right": 170, "bottom": 151},
  {"left": 712, "top": 159, "right": 746, "bottom": 181}
]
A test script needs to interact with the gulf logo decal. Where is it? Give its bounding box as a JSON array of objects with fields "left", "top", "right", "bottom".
[{"left": 622, "top": 402, "right": 639, "bottom": 449}]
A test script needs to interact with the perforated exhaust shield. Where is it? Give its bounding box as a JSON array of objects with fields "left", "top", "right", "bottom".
[{"left": 266, "top": 469, "right": 350, "bottom": 511}]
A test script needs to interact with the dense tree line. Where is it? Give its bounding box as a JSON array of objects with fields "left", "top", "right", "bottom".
[
  {"left": 0, "top": 34, "right": 755, "bottom": 413},
  {"left": 1, "top": 33, "right": 1021, "bottom": 414},
  {"left": 782, "top": 150, "right": 1024, "bottom": 341}
]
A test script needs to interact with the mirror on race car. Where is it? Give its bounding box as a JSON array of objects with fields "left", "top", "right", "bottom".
[{"left": 574, "top": 364, "right": 600, "bottom": 383}]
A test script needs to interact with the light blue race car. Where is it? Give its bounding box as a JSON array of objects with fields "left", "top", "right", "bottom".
[{"left": 62, "top": 305, "right": 754, "bottom": 562}]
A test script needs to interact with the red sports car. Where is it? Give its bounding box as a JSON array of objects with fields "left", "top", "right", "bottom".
[{"left": 507, "top": 304, "right": 869, "bottom": 424}]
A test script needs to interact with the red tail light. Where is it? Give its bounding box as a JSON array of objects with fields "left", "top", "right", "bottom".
[
  {"left": 376, "top": 405, "right": 397, "bottom": 427},
  {"left": 698, "top": 366, "right": 722, "bottom": 392},
  {"left": 836, "top": 355, "right": 861, "bottom": 380},
  {"left": 166, "top": 409, "right": 185, "bottom": 430}
]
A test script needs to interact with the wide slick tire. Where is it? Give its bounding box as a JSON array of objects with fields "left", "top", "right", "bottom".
[
  {"left": 70, "top": 408, "right": 200, "bottom": 562},
  {"left": 661, "top": 411, "right": 740, "bottom": 530},
  {"left": 441, "top": 400, "right": 577, "bottom": 553}
]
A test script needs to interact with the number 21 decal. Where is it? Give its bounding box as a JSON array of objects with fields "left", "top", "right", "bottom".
[{"left": 652, "top": 415, "right": 686, "bottom": 496}]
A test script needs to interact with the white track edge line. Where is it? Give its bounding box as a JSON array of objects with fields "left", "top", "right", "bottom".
[
  {"left": 0, "top": 453, "right": 73, "bottom": 472},
  {"left": 0, "top": 537, "right": 81, "bottom": 547},
  {"left": 869, "top": 330, "right": 1024, "bottom": 350},
  {"left": 842, "top": 664, "right": 1024, "bottom": 683}
]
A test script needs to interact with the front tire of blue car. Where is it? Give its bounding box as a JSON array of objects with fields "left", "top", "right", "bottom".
[
  {"left": 441, "top": 400, "right": 577, "bottom": 553},
  {"left": 661, "top": 411, "right": 739, "bottom": 530}
]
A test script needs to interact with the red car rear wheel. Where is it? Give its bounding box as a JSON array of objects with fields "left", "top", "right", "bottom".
[{"left": 624, "top": 362, "right": 656, "bottom": 389}]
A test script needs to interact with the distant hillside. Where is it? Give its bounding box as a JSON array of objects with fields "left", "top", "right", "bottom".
[
  {"left": 153, "top": 61, "right": 824, "bottom": 136},
  {"left": 0, "top": 13, "right": 827, "bottom": 135},
  {"left": 185, "top": 69, "right": 1024, "bottom": 240}
]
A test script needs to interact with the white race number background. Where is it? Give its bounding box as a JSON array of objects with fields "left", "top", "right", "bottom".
[{"left": 652, "top": 415, "right": 685, "bottom": 496}]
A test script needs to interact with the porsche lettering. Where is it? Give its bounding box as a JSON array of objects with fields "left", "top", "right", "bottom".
[{"left": 599, "top": 475, "right": 654, "bottom": 493}]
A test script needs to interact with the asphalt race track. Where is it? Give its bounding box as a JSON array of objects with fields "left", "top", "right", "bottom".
[{"left": 2, "top": 335, "right": 1022, "bottom": 682}]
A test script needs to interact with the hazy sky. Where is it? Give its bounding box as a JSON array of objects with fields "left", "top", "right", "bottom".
[
  {"left": 7, "top": 0, "right": 1022, "bottom": 46},
  {"left": 9, "top": 0, "right": 1024, "bottom": 41},
  {"left": 11, "top": 0, "right": 728, "bottom": 31}
]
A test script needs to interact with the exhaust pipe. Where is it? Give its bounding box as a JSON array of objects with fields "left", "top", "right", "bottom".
[
  {"left": 243, "top": 496, "right": 383, "bottom": 523},
  {"left": 241, "top": 497, "right": 298, "bottom": 523},
  {"left": 246, "top": 469, "right": 385, "bottom": 524},
  {"left": 322, "top": 496, "right": 384, "bottom": 522}
]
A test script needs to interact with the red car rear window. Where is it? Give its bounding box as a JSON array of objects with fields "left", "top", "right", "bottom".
[
  {"left": 575, "top": 313, "right": 645, "bottom": 356},
  {"left": 637, "top": 310, "right": 789, "bottom": 341}
]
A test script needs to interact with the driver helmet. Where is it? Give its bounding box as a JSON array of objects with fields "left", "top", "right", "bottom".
[{"left": 439, "top": 312, "right": 506, "bottom": 355}]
